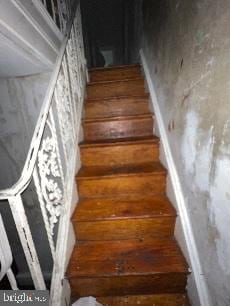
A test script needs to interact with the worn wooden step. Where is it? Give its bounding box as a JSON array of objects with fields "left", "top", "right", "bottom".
[
  {"left": 87, "top": 78, "right": 146, "bottom": 100},
  {"left": 90, "top": 64, "right": 142, "bottom": 82},
  {"left": 70, "top": 64, "right": 189, "bottom": 301},
  {"left": 67, "top": 238, "right": 189, "bottom": 297},
  {"left": 84, "top": 96, "right": 151, "bottom": 119},
  {"left": 80, "top": 136, "right": 159, "bottom": 167},
  {"left": 97, "top": 294, "right": 190, "bottom": 306},
  {"left": 76, "top": 163, "right": 166, "bottom": 197},
  {"left": 72, "top": 195, "right": 176, "bottom": 240},
  {"left": 83, "top": 114, "right": 153, "bottom": 142}
]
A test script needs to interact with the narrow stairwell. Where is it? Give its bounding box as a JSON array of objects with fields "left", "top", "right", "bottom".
[{"left": 67, "top": 64, "right": 190, "bottom": 305}]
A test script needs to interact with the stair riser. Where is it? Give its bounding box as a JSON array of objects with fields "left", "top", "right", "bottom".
[
  {"left": 87, "top": 79, "right": 145, "bottom": 100},
  {"left": 80, "top": 143, "right": 159, "bottom": 167},
  {"left": 77, "top": 174, "right": 166, "bottom": 197},
  {"left": 85, "top": 99, "right": 150, "bottom": 119},
  {"left": 74, "top": 217, "right": 176, "bottom": 241},
  {"left": 98, "top": 294, "right": 190, "bottom": 306},
  {"left": 70, "top": 273, "right": 188, "bottom": 297},
  {"left": 90, "top": 66, "right": 141, "bottom": 82},
  {"left": 83, "top": 117, "right": 153, "bottom": 141}
]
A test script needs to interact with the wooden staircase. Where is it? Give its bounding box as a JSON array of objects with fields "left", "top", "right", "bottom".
[{"left": 67, "top": 64, "right": 190, "bottom": 305}]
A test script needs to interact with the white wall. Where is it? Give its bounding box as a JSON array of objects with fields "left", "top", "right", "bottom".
[{"left": 0, "top": 0, "right": 63, "bottom": 77}]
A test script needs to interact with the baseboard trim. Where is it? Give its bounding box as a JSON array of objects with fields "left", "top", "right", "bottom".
[{"left": 140, "top": 49, "right": 212, "bottom": 306}]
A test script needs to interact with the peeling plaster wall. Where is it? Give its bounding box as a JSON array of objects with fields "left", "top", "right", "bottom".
[
  {"left": 0, "top": 73, "right": 53, "bottom": 283},
  {"left": 141, "top": 1, "right": 230, "bottom": 305}
]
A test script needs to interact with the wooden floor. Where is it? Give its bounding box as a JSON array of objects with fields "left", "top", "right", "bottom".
[{"left": 67, "top": 64, "right": 190, "bottom": 305}]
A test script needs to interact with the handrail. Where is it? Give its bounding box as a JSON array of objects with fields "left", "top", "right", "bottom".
[{"left": 0, "top": 0, "right": 80, "bottom": 201}]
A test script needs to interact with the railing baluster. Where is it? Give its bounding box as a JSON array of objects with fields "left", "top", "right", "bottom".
[
  {"left": 62, "top": 54, "right": 76, "bottom": 141},
  {"left": 6, "top": 269, "right": 18, "bottom": 290},
  {"left": 42, "top": 0, "right": 47, "bottom": 9},
  {"left": 66, "top": 37, "right": 79, "bottom": 125},
  {"left": 54, "top": 54, "right": 76, "bottom": 168},
  {"left": 56, "top": 0, "right": 64, "bottom": 32},
  {"left": 8, "top": 195, "right": 46, "bottom": 290},
  {"left": 50, "top": 0, "right": 57, "bottom": 24},
  {"left": 33, "top": 168, "right": 55, "bottom": 259},
  {"left": 49, "top": 107, "right": 65, "bottom": 184},
  {"left": 56, "top": 0, "right": 71, "bottom": 33},
  {"left": 72, "top": 20, "right": 82, "bottom": 90}
]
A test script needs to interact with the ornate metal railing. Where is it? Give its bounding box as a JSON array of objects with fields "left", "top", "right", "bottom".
[
  {"left": 0, "top": 0, "right": 87, "bottom": 304},
  {"left": 39, "top": 0, "right": 72, "bottom": 33}
]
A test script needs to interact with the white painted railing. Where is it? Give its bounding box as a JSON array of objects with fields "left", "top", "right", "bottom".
[{"left": 0, "top": 0, "right": 87, "bottom": 304}]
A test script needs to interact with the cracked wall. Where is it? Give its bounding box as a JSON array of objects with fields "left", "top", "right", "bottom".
[{"left": 141, "top": 0, "right": 230, "bottom": 305}]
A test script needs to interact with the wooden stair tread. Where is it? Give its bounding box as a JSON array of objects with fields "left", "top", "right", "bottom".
[
  {"left": 86, "top": 93, "right": 149, "bottom": 102},
  {"left": 82, "top": 113, "right": 154, "bottom": 141},
  {"left": 77, "top": 162, "right": 166, "bottom": 180},
  {"left": 89, "top": 64, "right": 142, "bottom": 82},
  {"left": 74, "top": 195, "right": 176, "bottom": 222},
  {"left": 80, "top": 136, "right": 158, "bottom": 147},
  {"left": 85, "top": 95, "right": 149, "bottom": 104},
  {"left": 87, "top": 77, "right": 144, "bottom": 87},
  {"left": 89, "top": 77, "right": 144, "bottom": 86},
  {"left": 79, "top": 136, "right": 160, "bottom": 167},
  {"left": 73, "top": 195, "right": 176, "bottom": 241},
  {"left": 97, "top": 294, "right": 190, "bottom": 306},
  {"left": 83, "top": 113, "right": 153, "bottom": 124},
  {"left": 84, "top": 113, "right": 153, "bottom": 122},
  {"left": 84, "top": 96, "right": 151, "bottom": 120},
  {"left": 89, "top": 64, "right": 140, "bottom": 72},
  {"left": 87, "top": 78, "right": 146, "bottom": 100},
  {"left": 67, "top": 238, "right": 188, "bottom": 278}
]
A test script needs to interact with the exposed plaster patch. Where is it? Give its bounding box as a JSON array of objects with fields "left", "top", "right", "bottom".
[
  {"left": 206, "top": 57, "right": 215, "bottom": 68},
  {"left": 209, "top": 156, "right": 230, "bottom": 275},
  {"left": 222, "top": 119, "right": 230, "bottom": 137},
  {"left": 194, "top": 126, "right": 214, "bottom": 191},
  {"left": 181, "top": 112, "right": 215, "bottom": 192},
  {"left": 195, "top": 30, "right": 210, "bottom": 47},
  {"left": 181, "top": 111, "right": 199, "bottom": 175},
  {"left": 219, "top": 120, "right": 230, "bottom": 151}
]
